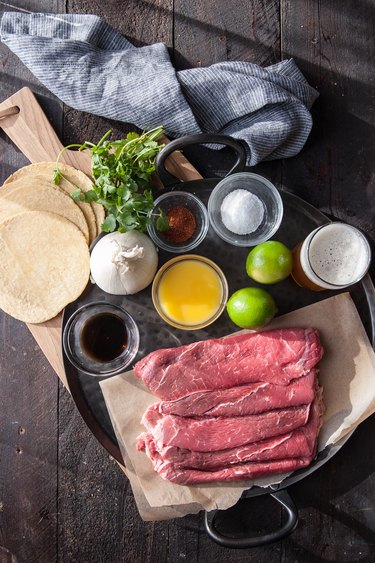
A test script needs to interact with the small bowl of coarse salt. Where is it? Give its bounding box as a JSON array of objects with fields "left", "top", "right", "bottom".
[{"left": 207, "top": 172, "right": 283, "bottom": 247}]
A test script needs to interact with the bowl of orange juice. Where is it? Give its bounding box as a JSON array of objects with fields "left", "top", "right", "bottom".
[{"left": 152, "top": 255, "right": 228, "bottom": 330}]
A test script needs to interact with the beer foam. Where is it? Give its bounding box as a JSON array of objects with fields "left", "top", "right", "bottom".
[{"left": 308, "top": 223, "right": 370, "bottom": 285}]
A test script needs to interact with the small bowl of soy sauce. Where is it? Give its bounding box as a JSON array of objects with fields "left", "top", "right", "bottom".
[{"left": 63, "top": 302, "right": 140, "bottom": 376}]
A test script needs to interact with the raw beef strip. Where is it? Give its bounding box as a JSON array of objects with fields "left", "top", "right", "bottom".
[
  {"left": 146, "top": 453, "right": 312, "bottom": 485},
  {"left": 139, "top": 403, "right": 311, "bottom": 452},
  {"left": 156, "top": 370, "right": 317, "bottom": 417},
  {"left": 140, "top": 431, "right": 301, "bottom": 470},
  {"left": 134, "top": 328, "right": 323, "bottom": 400},
  {"left": 139, "top": 386, "right": 324, "bottom": 471}
]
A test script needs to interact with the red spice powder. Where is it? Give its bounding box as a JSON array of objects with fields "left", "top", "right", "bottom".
[{"left": 164, "top": 206, "right": 197, "bottom": 243}]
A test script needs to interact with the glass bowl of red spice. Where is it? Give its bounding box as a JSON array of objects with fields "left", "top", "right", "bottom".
[{"left": 147, "top": 191, "right": 209, "bottom": 253}]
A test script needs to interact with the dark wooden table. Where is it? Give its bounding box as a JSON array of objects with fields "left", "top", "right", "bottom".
[{"left": 1, "top": 1, "right": 375, "bottom": 562}]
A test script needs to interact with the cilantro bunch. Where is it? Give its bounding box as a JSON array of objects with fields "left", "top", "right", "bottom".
[{"left": 54, "top": 126, "right": 169, "bottom": 233}]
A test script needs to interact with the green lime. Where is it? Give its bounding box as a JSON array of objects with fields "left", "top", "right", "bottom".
[
  {"left": 246, "top": 241, "right": 292, "bottom": 284},
  {"left": 226, "top": 287, "right": 277, "bottom": 328}
]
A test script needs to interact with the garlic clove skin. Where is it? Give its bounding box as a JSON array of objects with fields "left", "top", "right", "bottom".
[{"left": 90, "top": 231, "right": 158, "bottom": 295}]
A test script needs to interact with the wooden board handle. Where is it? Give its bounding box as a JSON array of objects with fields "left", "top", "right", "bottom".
[
  {"left": 0, "top": 87, "right": 65, "bottom": 161},
  {"left": 0, "top": 87, "right": 92, "bottom": 175}
]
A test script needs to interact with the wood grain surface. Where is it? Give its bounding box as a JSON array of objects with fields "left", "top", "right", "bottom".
[
  {"left": 0, "top": 1, "right": 374, "bottom": 562},
  {"left": 0, "top": 87, "right": 202, "bottom": 390}
]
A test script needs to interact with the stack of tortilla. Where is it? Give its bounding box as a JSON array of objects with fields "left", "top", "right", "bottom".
[{"left": 0, "top": 162, "right": 105, "bottom": 324}]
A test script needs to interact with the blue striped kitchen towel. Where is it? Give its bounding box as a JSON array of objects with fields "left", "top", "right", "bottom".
[{"left": 0, "top": 12, "right": 319, "bottom": 166}]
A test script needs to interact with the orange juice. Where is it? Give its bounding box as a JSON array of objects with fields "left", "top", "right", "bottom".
[{"left": 157, "top": 258, "right": 224, "bottom": 327}]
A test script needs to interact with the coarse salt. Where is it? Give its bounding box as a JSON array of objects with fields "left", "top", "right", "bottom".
[{"left": 220, "top": 189, "right": 264, "bottom": 235}]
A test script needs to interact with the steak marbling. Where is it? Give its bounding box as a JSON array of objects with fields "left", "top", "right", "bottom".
[
  {"left": 144, "top": 454, "right": 312, "bottom": 484},
  {"left": 140, "top": 403, "right": 311, "bottom": 452},
  {"left": 139, "top": 386, "right": 323, "bottom": 472},
  {"left": 135, "top": 327, "right": 324, "bottom": 485},
  {"left": 155, "top": 370, "right": 317, "bottom": 418},
  {"left": 134, "top": 328, "right": 323, "bottom": 400}
]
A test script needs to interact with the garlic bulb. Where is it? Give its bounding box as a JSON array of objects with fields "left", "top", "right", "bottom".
[{"left": 90, "top": 231, "right": 158, "bottom": 295}]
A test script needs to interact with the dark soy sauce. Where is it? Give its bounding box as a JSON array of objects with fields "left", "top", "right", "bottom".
[{"left": 80, "top": 313, "right": 127, "bottom": 363}]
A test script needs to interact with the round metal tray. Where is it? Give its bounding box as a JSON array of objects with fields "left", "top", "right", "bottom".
[{"left": 62, "top": 189, "right": 375, "bottom": 470}]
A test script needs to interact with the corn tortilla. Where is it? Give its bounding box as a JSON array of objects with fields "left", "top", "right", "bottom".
[
  {"left": 0, "top": 179, "right": 90, "bottom": 243},
  {"left": 0, "top": 211, "right": 90, "bottom": 323},
  {"left": 4, "top": 161, "right": 105, "bottom": 239},
  {"left": 57, "top": 162, "right": 106, "bottom": 235}
]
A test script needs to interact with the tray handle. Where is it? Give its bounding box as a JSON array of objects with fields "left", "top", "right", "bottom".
[
  {"left": 204, "top": 489, "right": 298, "bottom": 548},
  {"left": 155, "top": 133, "right": 247, "bottom": 188}
]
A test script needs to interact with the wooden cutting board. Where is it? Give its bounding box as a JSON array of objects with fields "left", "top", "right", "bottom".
[{"left": 0, "top": 87, "right": 203, "bottom": 388}]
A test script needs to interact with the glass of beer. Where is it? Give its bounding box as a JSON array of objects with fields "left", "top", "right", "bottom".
[{"left": 291, "top": 222, "right": 371, "bottom": 291}]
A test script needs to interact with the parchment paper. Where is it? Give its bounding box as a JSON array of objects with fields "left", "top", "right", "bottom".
[{"left": 100, "top": 293, "right": 375, "bottom": 521}]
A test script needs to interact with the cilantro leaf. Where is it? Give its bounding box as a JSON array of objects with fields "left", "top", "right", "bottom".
[
  {"left": 53, "top": 166, "right": 61, "bottom": 185},
  {"left": 71, "top": 188, "right": 85, "bottom": 202},
  {"left": 84, "top": 189, "right": 98, "bottom": 203},
  {"left": 55, "top": 126, "right": 165, "bottom": 234},
  {"left": 101, "top": 214, "right": 117, "bottom": 232},
  {"left": 156, "top": 209, "right": 170, "bottom": 232}
]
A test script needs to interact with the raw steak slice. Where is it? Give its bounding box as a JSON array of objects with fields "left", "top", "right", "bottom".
[
  {"left": 140, "top": 403, "right": 311, "bottom": 452},
  {"left": 140, "top": 431, "right": 298, "bottom": 470},
  {"left": 147, "top": 453, "right": 312, "bottom": 485},
  {"left": 139, "top": 386, "right": 324, "bottom": 471},
  {"left": 134, "top": 328, "right": 323, "bottom": 400},
  {"left": 156, "top": 370, "right": 317, "bottom": 417}
]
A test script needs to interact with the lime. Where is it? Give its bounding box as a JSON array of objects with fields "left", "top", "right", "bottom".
[
  {"left": 226, "top": 287, "right": 277, "bottom": 328},
  {"left": 246, "top": 241, "right": 292, "bottom": 284}
]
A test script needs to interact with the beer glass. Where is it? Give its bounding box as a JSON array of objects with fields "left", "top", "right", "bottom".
[{"left": 291, "top": 222, "right": 371, "bottom": 291}]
